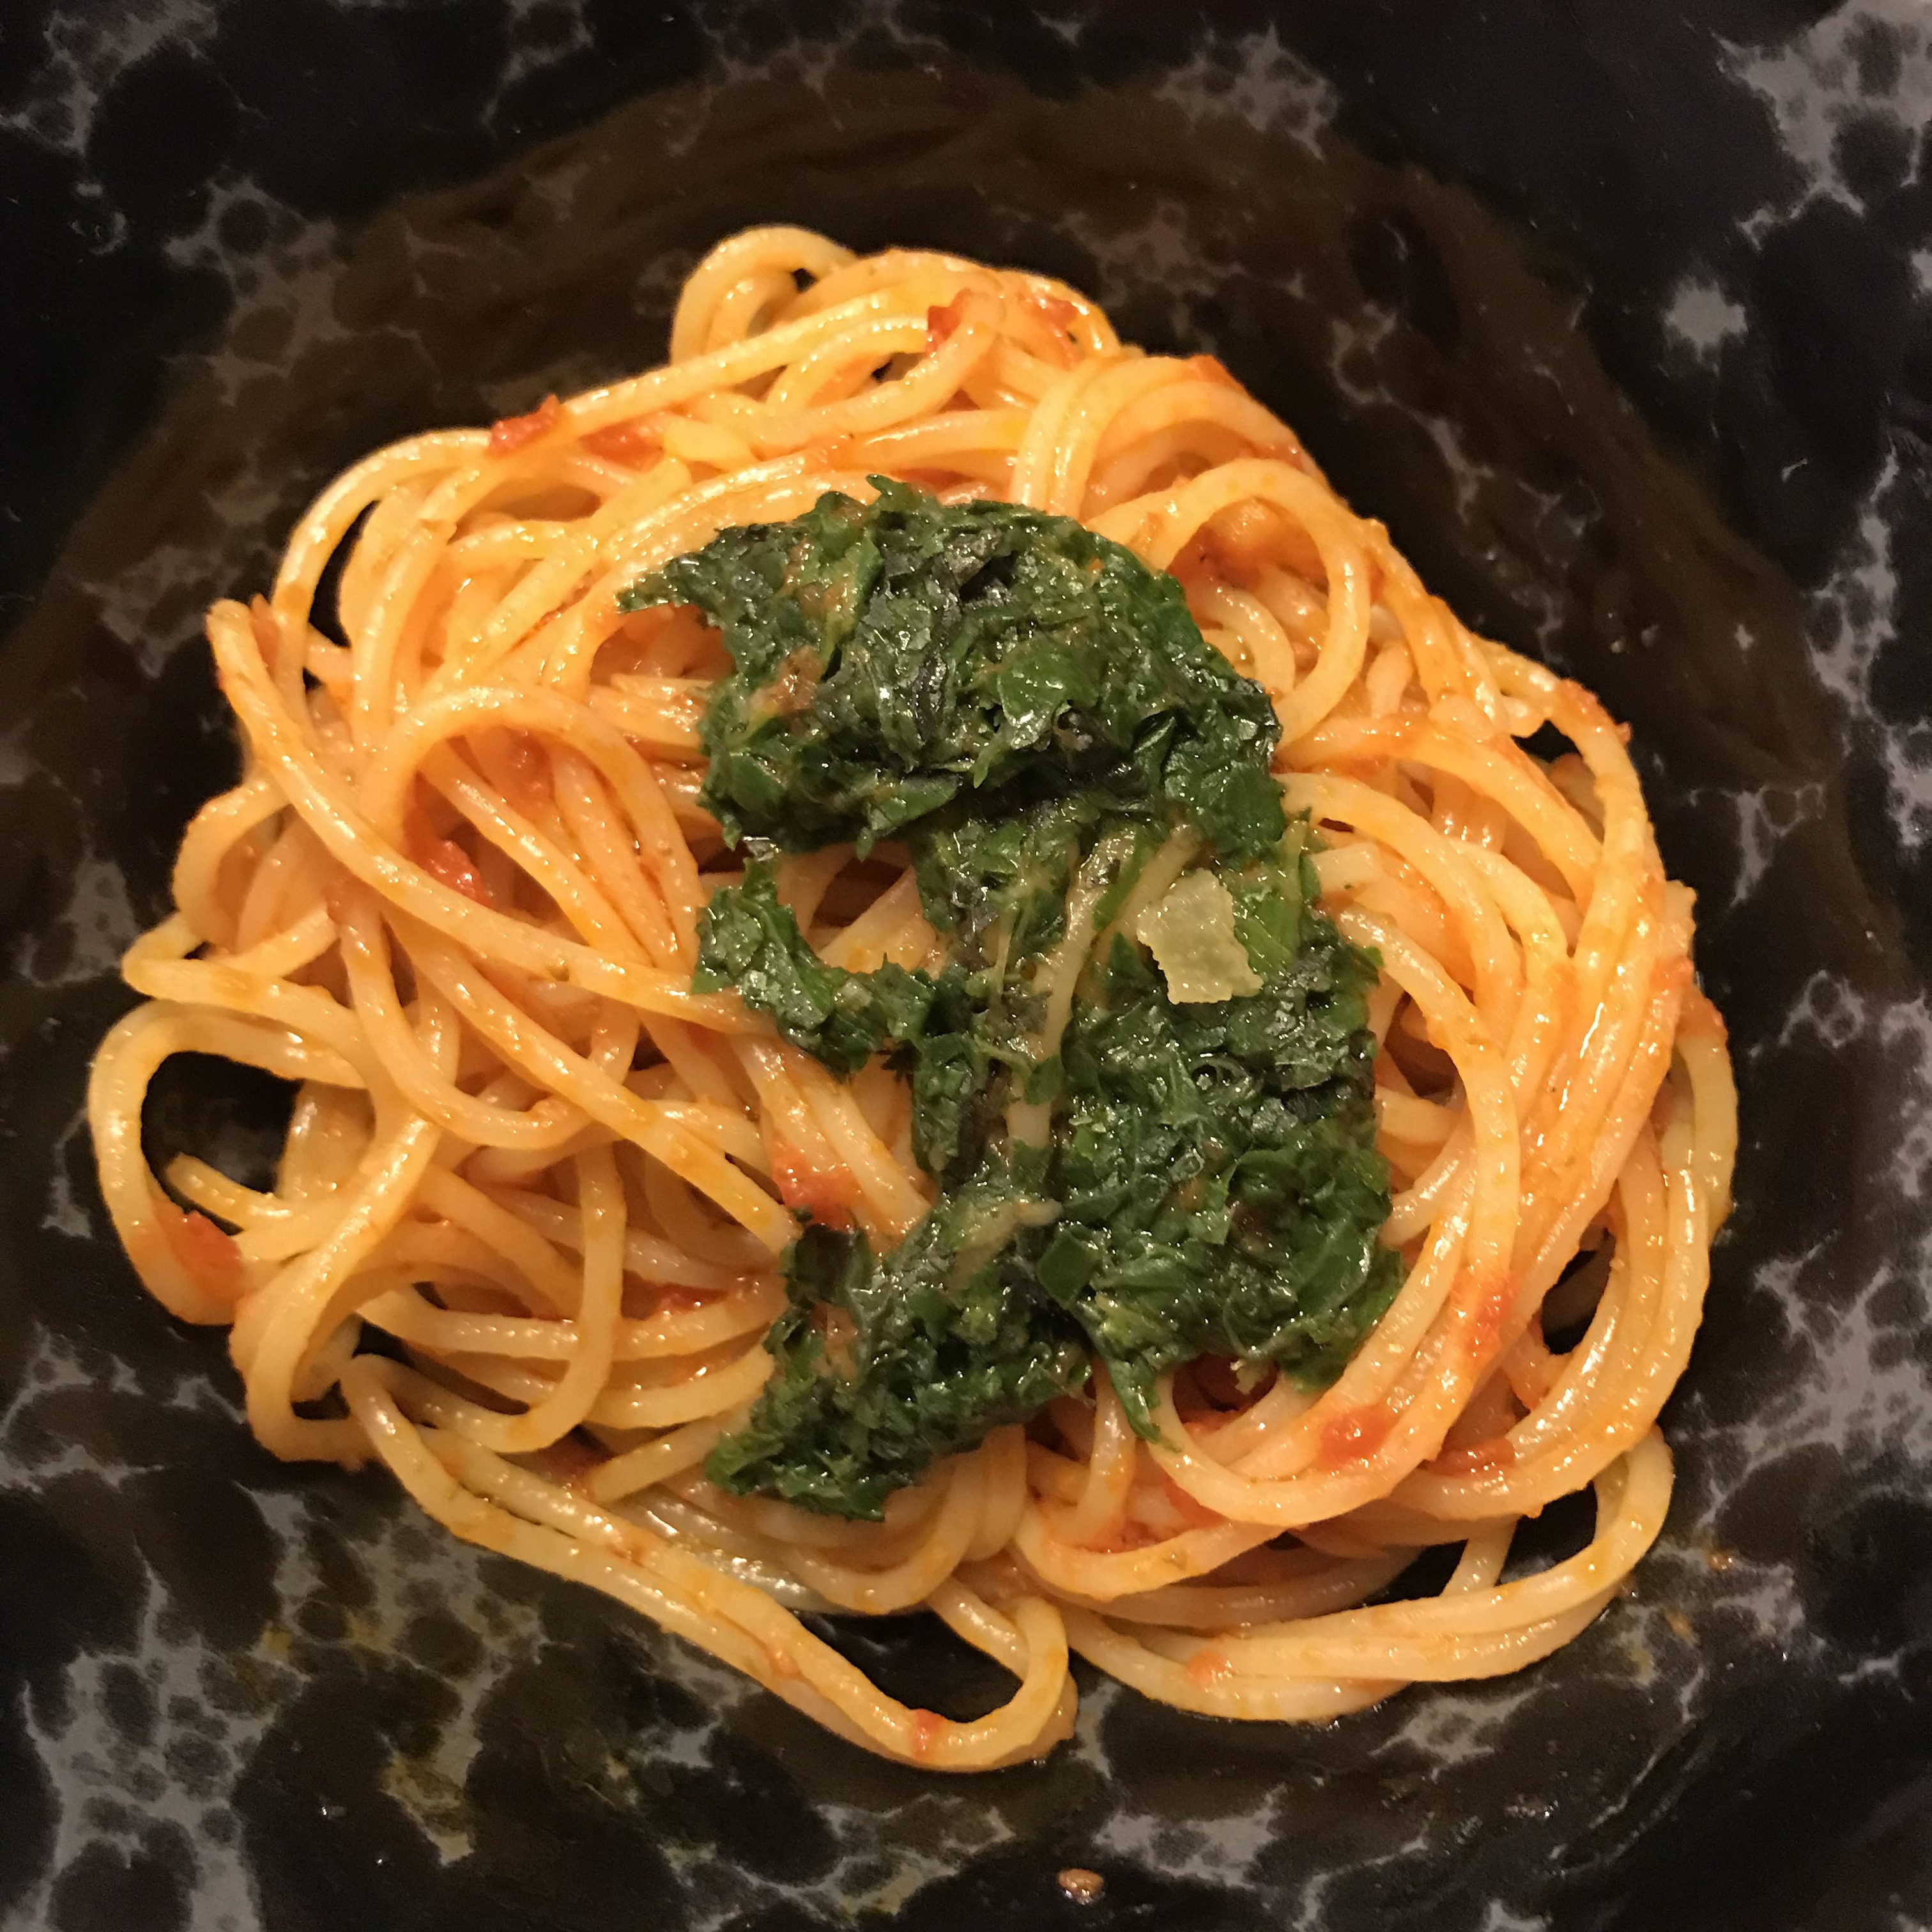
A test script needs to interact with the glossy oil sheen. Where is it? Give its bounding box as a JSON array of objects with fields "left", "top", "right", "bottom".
[{"left": 1, "top": 4, "right": 1929, "bottom": 1930}]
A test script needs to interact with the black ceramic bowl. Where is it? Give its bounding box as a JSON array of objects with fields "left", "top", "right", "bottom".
[{"left": 4, "top": 4, "right": 1931, "bottom": 1929}]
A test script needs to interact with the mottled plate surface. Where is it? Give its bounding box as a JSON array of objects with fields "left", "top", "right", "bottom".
[{"left": 4, "top": 4, "right": 1931, "bottom": 1929}]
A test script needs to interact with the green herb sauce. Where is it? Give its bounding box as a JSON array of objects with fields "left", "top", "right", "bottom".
[{"left": 620, "top": 480, "right": 1398, "bottom": 1519}]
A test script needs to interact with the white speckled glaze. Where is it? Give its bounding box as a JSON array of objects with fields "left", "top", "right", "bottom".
[{"left": 2, "top": 4, "right": 1929, "bottom": 1929}]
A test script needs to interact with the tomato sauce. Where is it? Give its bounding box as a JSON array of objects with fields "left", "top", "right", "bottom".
[
  {"left": 579, "top": 417, "right": 661, "bottom": 465},
  {"left": 770, "top": 1139, "right": 857, "bottom": 1229},
  {"left": 1317, "top": 1404, "right": 1394, "bottom": 1469},
  {"left": 1466, "top": 1272, "right": 1516, "bottom": 1361},
  {"left": 418, "top": 834, "right": 494, "bottom": 907},
  {"left": 1428, "top": 1436, "right": 1517, "bottom": 1477},
  {"left": 926, "top": 294, "right": 969, "bottom": 351},
  {"left": 160, "top": 1200, "right": 246, "bottom": 1305},
  {"left": 487, "top": 394, "right": 560, "bottom": 456}
]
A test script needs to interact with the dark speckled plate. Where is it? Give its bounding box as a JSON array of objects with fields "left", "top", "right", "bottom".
[{"left": 4, "top": 4, "right": 1931, "bottom": 1928}]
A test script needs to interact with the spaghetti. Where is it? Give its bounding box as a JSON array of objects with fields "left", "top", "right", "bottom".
[{"left": 89, "top": 227, "right": 1736, "bottom": 1768}]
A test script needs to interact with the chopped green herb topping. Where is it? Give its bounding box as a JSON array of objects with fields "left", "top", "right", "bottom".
[
  {"left": 690, "top": 858, "right": 936, "bottom": 1078},
  {"left": 625, "top": 480, "right": 1397, "bottom": 1519},
  {"left": 705, "top": 1179, "right": 1088, "bottom": 1521},
  {"left": 622, "top": 477, "right": 1285, "bottom": 862}
]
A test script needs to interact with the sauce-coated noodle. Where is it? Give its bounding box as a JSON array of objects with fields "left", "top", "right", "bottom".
[{"left": 89, "top": 229, "right": 1736, "bottom": 1768}]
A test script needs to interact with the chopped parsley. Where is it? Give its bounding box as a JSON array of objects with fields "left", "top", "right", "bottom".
[{"left": 622, "top": 480, "right": 1397, "bottom": 1519}]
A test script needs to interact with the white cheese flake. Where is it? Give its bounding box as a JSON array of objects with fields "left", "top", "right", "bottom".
[{"left": 1132, "top": 870, "right": 1262, "bottom": 1004}]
